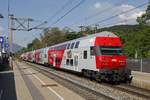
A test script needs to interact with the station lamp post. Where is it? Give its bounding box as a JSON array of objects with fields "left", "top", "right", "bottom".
[
  {"left": 0, "top": 14, "right": 3, "bottom": 59},
  {"left": 0, "top": 14, "right": 4, "bottom": 35}
]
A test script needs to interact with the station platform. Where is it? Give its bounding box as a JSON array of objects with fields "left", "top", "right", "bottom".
[
  {"left": 1, "top": 61, "right": 150, "bottom": 100},
  {"left": 131, "top": 71, "right": 150, "bottom": 90},
  {"left": 0, "top": 61, "right": 85, "bottom": 100}
]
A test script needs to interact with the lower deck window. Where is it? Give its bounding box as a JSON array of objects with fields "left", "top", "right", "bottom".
[
  {"left": 66, "top": 59, "right": 69, "bottom": 65},
  {"left": 70, "top": 59, "right": 73, "bottom": 66},
  {"left": 83, "top": 51, "right": 87, "bottom": 59},
  {"left": 66, "top": 59, "right": 73, "bottom": 66}
]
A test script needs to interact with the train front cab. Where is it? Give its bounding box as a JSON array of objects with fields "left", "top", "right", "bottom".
[{"left": 94, "top": 37, "right": 132, "bottom": 83}]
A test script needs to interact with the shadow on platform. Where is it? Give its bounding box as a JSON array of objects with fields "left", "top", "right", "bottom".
[{"left": 0, "top": 64, "right": 17, "bottom": 100}]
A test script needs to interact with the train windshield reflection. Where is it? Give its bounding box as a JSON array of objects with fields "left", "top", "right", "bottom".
[{"left": 100, "top": 46, "right": 122, "bottom": 55}]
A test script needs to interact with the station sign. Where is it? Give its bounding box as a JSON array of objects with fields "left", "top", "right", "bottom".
[
  {"left": 0, "top": 36, "right": 4, "bottom": 43},
  {"left": 5, "top": 43, "right": 9, "bottom": 48}
]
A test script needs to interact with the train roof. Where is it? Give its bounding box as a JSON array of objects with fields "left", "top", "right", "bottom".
[
  {"left": 47, "top": 31, "right": 118, "bottom": 48},
  {"left": 22, "top": 31, "right": 119, "bottom": 54}
]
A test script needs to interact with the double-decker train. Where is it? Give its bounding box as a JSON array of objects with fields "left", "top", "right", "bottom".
[{"left": 21, "top": 31, "right": 132, "bottom": 83}]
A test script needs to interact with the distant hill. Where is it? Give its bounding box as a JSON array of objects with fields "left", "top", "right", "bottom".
[{"left": 12, "top": 43, "right": 23, "bottom": 53}]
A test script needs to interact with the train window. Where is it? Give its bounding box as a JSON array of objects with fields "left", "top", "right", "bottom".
[
  {"left": 44, "top": 54, "right": 47, "bottom": 58},
  {"left": 100, "top": 46, "right": 123, "bottom": 55},
  {"left": 90, "top": 46, "right": 95, "bottom": 55},
  {"left": 56, "top": 59, "right": 60, "bottom": 64},
  {"left": 75, "top": 41, "right": 80, "bottom": 48},
  {"left": 71, "top": 42, "right": 75, "bottom": 49},
  {"left": 64, "top": 44, "right": 67, "bottom": 50},
  {"left": 67, "top": 43, "right": 70, "bottom": 49},
  {"left": 83, "top": 51, "right": 87, "bottom": 59},
  {"left": 70, "top": 59, "right": 73, "bottom": 66},
  {"left": 66, "top": 59, "right": 69, "bottom": 65}
]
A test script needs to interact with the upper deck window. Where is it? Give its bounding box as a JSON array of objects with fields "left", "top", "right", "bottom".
[
  {"left": 67, "top": 43, "right": 70, "bottom": 49},
  {"left": 71, "top": 42, "right": 75, "bottom": 49},
  {"left": 90, "top": 46, "right": 95, "bottom": 55},
  {"left": 75, "top": 41, "right": 80, "bottom": 48}
]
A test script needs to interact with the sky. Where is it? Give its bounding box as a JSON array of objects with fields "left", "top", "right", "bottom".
[{"left": 0, "top": 0, "right": 148, "bottom": 47}]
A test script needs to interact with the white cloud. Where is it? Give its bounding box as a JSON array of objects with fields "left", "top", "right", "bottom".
[
  {"left": 91, "top": 3, "right": 146, "bottom": 25},
  {"left": 117, "top": 4, "right": 145, "bottom": 24},
  {"left": 94, "top": 2, "right": 101, "bottom": 9},
  {"left": 115, "top": 22, "right": 126, "bottom": 25}
]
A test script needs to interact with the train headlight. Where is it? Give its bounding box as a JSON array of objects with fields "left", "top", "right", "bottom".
[{"left": 112, "top": 59, "right": 117, "bottom": 62}]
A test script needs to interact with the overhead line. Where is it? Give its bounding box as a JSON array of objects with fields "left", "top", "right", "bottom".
[
  {"left": 86, "top": 0, "right": 129, "bottom": 21},
  {"left": 51, "top": 0, "right": 86, "bottom": 26},
  {"left": 69, "top": 0, "right": 129, "bottom": 27},
  {"left": 30, "top": 0, "right": 75, "bottom": 32},
  {"left": 92, "top": 2, "right": 148, "bottom": 25},
  {"left": 101, "top": 19, "right": 134, "bottom": 28},
  {"left": 47, "top": 0, "right": 74, "bottom": 23}
]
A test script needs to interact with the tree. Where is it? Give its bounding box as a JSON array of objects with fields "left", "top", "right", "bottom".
[
  {"left": 31, "top": 38, "right": 42, "bottom": 49},
  {"left": 137, "top": 2, "right": 150, "bottom": 25}
]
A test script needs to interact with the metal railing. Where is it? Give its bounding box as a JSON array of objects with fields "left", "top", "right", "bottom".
[{"left": 127, "top": 59, "right": 150, "bottom": 73}]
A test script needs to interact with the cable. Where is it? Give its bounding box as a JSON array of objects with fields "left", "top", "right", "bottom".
[
  {"left": 69, "top": 0, "right": 129, "bottom": 27},
  {"left": 51, "top": 0, "right": 86, "bottom": 26},
  {"left": 47, "top": 0, "right": 74, "bottom": 23},
  {"left": 86, "top": 0, "right": 126, "bottom": 20},
  {"left": 100, "top": 19, "right": 134, "bottom": 28},
  {"left": 91, "top": 2, "right": 148, "bottom": 26},
  {"left": 36, "top": 0, "right": 75, "bottom": 31}
]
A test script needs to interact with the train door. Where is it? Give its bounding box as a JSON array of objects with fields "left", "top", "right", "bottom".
[
  {"left": 74, "top": 53, "right": 79, "bottom": 71},
  {"left": 53, "top": 53, "right": 56, "bottom": 67}
]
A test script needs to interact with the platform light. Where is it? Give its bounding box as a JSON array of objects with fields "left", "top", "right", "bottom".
[{"left": 0, "top": 37, "right": 4, "bottom": 43}]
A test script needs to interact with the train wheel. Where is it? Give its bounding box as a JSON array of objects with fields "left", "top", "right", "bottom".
[
  {"left": 82, "top": 69, "right": 87, "bottom": 77},
  {"left": 95, "top": 73, "right": 102, "bottom": 83},
  {"left": 90, "top": 71, "right": 95, "bottom": 81}
]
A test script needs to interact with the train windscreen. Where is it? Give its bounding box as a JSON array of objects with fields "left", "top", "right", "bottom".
[{"left": 100, "top": 46, "right": 122, "bottom": 55}]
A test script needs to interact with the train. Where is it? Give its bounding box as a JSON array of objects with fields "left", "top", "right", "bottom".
[{"left": 21, "top": 31, "right": 133, "bottom": 83}]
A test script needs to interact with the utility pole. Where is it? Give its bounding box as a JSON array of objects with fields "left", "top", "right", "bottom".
[
  {"left": 9, "top": 14, "right": 14, "bottom": 53},
  {"left": 94, "top": 24, "right": 99, "bottom": 34},
  {"left": 0, "top": 14, "right": 4, "bottom": 62},
  {"left": 8, "top": 15, "right": 47, "bottom": 53},
  {"left": 0, "top": 14, "right": 4, "bottom": 35}
]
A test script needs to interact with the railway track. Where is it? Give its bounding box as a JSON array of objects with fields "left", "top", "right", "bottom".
[
  {"left": 20, "top": 61, "right": 114, "bottom": 100},
  {"left": 114, "top": 84, "right": 150, "bottom": 99},
  {"left": 25, "top": 61, "right": 150, "bottom": 100}
]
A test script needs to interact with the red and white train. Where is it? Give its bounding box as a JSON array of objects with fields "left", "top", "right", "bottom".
[{"left": 21, "top": 31, "right": 132, "bottom": 83}]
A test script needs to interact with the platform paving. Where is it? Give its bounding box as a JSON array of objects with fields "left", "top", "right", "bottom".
[
  {"left": 14, "top": 61, "right": 85, "bottom": 100},
  {"left": 0, "top": 64, "right": 17, "bottom": 100},
  {"left": 131, "top": 71, "right": 150, "bottom": 90}
]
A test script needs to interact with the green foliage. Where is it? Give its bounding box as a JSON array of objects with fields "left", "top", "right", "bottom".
[
  {"left": 136, "top": 2, "right": 150, "bottom": 25},
  {"left": 65, "top": 32, "right": 82, "bottom": 40},
  {"left": 41, "top": 27, "right": 67, "bottom": 46}
]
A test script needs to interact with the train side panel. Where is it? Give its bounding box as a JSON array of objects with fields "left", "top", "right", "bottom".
[{"left": 60, "top": 38, "right": 97, "bottom": 72}]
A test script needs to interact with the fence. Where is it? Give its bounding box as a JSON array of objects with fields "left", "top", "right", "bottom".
[{"left": 127, "top": 59, "right": 150, "bottom": 73}]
